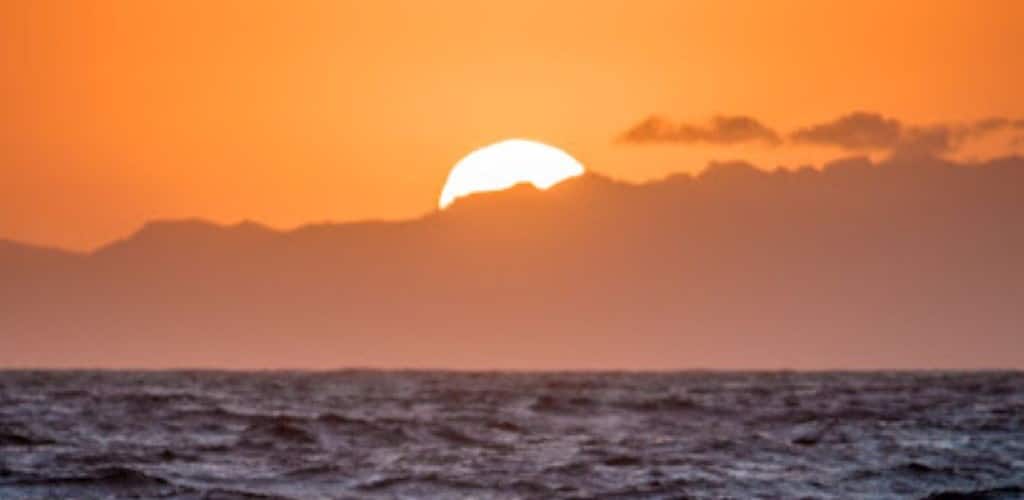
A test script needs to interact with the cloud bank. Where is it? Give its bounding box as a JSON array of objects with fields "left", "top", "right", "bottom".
[
  {"left": 3, "top": 154, "right": 1023, "bottom": 369},
  {"left": 789, "top": 112, "right": 902, "bottom": 150},
  {"left": 620, "top": 115, "right": 781, "bottom": 145},
  {"left": 621, "top": 111, "right": 1024, "bottom": 156}
]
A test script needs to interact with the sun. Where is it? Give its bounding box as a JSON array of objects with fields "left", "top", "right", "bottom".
[{"left": 438, "top": 139, "right": 585, "bottom": 209}]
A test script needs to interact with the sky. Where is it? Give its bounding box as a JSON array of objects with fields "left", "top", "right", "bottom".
[{"left": 2, "top": 0, "right": 1023, "bottom": 250}]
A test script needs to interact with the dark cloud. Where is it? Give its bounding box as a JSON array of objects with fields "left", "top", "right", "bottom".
[
  {"left": 621, "top": 115, "right": 781, "bottom": 145},
  {"left": 621, "top": 111, "right": 1024, "bottom": 157},
  {"left": 5, "top": 154, "right": 1024, "bottom": 370},
  {"left": 894, "top": 125, "right": 961, "bottom": 156},
  {"left": 973, "top": 117, "right": 1010, "bottom": 134},
  {"left": 790, "top": 113, "right": 1024, "bottom": 155},
  {"left": 790, "top": 112, "right": 903, "bottom": 150}
]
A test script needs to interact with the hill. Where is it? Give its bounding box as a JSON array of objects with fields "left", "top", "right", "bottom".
[{"left": 2, "top": 155, "right": 1022, "bottom": 369}]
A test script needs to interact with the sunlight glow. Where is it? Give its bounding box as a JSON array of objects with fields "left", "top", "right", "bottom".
[{"left": 438, "top": 139, "right": 585, "bottom": 209}]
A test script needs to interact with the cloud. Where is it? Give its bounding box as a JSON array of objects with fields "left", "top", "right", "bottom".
[
  {"left": 973, "top": 117, "right": 1010, "bottom": 134},
  {"left": 620, "top": 111, "right": 1024, "bottom": 157},
  {"left": 896, "top": 125, "right": 962, "bottom": 156},
  {"left": 620, "top": 115, "right": 781, "bottom": 145},
  {"left": 5, "top": 154, "right": 1024, "bottom": 370},
  {"left": 790, "top": 112, "right": 1024, "bottom": 156},
  {"left": 790, "top": 112, "right": 903, "bottom": 150}
]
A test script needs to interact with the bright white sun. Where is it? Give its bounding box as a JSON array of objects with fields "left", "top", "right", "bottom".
[{"left": 438, "top": 139, "right": 585, "bottom": 209}]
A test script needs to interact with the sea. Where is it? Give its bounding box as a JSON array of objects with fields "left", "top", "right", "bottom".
[{"left": 0, "top": 371, "right": 1022, "bottom": 499}]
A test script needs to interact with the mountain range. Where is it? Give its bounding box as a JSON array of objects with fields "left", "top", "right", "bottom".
[{"left": 3, "top": 153, "right": 1022, "bottom": 369}]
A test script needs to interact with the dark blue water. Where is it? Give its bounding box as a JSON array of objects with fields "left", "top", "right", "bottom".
[{"left": 0, "top": 371, "right": 1022, "bottom": 499}]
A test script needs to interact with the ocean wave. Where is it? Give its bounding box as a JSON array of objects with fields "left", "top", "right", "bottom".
[
  {"left": 7, "top": 466, "right": 169, "bottom": 487},
  {"left": 530, "top": 394, "right": 599, "bottom": 414},
  {"left": 238, "top": 416, "right": 319, "bottom": 448},
  {"left": 1, "top": 371, "right": 1022, "bottom": 499},
  {"left": 919, "top": 484, "right": 1024, "bottom": 500},
  {"left": 0, "top": 425, "right": 55, "bottom": 447}
]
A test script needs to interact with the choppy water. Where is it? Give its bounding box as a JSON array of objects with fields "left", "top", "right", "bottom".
[{"left": 0, "top": 371, "right": 1022, "bottom": 499}]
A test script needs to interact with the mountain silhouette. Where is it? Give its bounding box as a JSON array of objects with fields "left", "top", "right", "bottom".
[{"left": 3, "top": 154, "right": 1022, "bottom": 369}]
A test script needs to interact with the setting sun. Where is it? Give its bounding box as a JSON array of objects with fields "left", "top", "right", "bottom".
[
  {"left": 2, "top": 2, "right": 1024, "bottom": 497},
  {"left": 438, "top": 139, "right": 585, "bottom": 209}
]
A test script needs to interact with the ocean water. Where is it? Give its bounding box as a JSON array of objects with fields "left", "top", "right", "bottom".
[{"left": 0, "top": 371, "right": 1021, "bottom": 499}]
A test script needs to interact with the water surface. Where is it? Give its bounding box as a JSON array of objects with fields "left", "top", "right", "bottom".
[{"left": 1, "top": 371, "right": 1021, "bottom": 499}]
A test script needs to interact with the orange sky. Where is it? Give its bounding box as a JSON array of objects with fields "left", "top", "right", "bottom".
[{"left": 2, "top": 0, "right": 1022, "bottom": 250}]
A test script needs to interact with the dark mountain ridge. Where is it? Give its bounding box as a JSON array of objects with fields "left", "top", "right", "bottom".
[{"left": 2, "top": 155, "right": 1022, "bottom": 369}]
